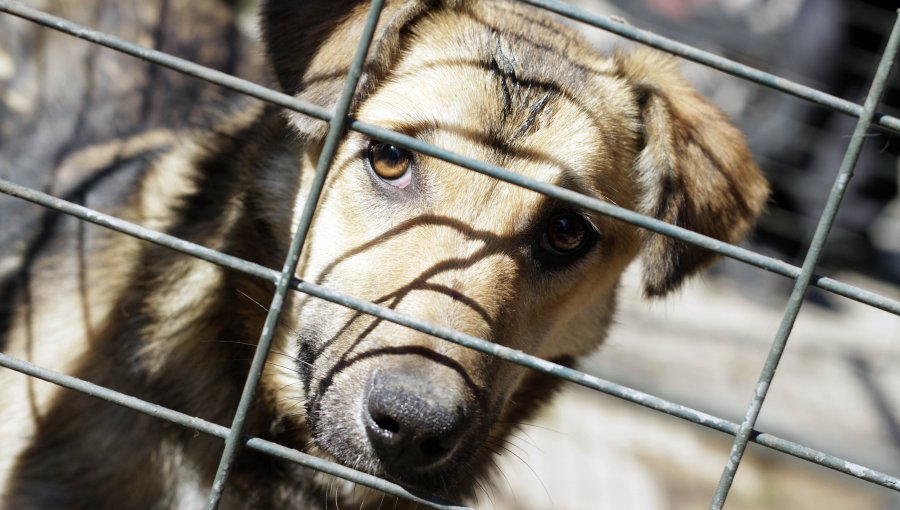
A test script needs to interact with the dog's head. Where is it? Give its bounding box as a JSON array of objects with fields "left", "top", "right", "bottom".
[{"left": 258, "top": 0, "right": 768, "bottom": 497}]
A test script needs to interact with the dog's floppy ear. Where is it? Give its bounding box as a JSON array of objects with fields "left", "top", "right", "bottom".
[
  {"left": 616, "top": 49, "right": 769, "bottom": 297},
  {"left": 261, "top": 0, "right": 448, "bottom": 140}
]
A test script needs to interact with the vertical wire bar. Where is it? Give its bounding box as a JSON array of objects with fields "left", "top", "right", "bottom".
[
  {"left": 709, "top": 11, "right": 900, "bottom": 510},
  {"left": 204, "top": 1, "right": 387, "bottom": 508}
]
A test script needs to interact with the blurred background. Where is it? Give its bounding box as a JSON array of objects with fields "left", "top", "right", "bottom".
[
  {"left": 486, "top": 1, "right": 900, "bottom": 509},
  {"left": 2, "top": 0, "right": 898, "bottom": 509}
]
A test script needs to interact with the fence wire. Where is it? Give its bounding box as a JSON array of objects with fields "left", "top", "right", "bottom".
[{"left": 0, "top": 1, "right": 898, "bottom": 509}]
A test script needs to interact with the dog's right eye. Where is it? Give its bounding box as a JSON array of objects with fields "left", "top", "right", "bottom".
[{"left": 367, "top": 142, "right": 412, "bottom": 188}]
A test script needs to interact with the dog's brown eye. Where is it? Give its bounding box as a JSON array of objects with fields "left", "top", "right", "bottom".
[
  {"left": 368, "top": 142, "right": 412, "bottom": 187},
  {"left": 535, "top": 212, "right": 598, "bottom": 271},
  {"left": 543, "top": 212, "right": 588, "bottom": 254}
]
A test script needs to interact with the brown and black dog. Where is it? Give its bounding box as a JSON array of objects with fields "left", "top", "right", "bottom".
[{"left": 0, "top": 0, "right": 768, "bottom": 508}]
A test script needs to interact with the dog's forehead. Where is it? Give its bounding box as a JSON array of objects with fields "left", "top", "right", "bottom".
[{"left": 354, "top": 5, "right": 635, "bottom": 222}]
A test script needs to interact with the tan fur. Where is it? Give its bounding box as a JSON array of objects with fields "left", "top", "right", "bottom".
[{"left": 0, "top": 1, "right": 768, "bottom": 508}]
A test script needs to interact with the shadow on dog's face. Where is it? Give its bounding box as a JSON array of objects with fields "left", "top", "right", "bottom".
[
  {"left": 258, "top": 0, "right": 768, "bottom": 498},
  {"left": 292, "top": 18, "right": 642, "bottom": 491}
]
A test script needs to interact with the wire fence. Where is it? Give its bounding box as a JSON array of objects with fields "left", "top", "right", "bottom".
[{"left": 0, "top": 0, "right": 898, "bottom": 509}]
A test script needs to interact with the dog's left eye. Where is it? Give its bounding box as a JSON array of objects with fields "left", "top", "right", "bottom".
[
  {"left": 536, "top": 211, "right": 596, "bottom": 267},
  {"left": 367, "top": 142, "right": 412, "bottom": 188}
]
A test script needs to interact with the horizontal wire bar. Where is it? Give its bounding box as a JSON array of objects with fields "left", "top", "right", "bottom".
[
  {"left": 1, "top": 178, "right": 897, "bottom": 492},
  {"left": 519, "top": 0, "right": 900, "bottom": 134},
  {"left": 0, "top": 179, "right": 280, "bottom": 282},
  {"left": 1, "top": 0, "right": 897, "bottom": 316},
  {"left": 0, "top": 353, "right": 471, "bottom": 510}
]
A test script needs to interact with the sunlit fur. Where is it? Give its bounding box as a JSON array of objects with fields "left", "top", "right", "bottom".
[{"left": 0, "top": 0, "right": 768, "bottom": 508}]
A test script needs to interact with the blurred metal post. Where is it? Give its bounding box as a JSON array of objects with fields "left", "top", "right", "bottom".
[{"left": 710, "top": 10, "right": 900, "bottom": 510}]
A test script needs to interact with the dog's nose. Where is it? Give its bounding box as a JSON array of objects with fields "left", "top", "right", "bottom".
[{"left": 364, "top": 367, "right": 467, "bottom": 472}]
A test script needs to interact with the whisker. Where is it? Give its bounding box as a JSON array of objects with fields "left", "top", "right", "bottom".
[
  {"left": 482, "top": 443, "right": 514, "bottom": 499},
  {"left": 274, "top": 379, "right": 306, "bottom": 393},
  {"left": 505, "top": 429, "right": 543, "bottom": 452},
  {"left": 237, "top": 288, "right": 270, "bottom": 312},
  {"left": 470, "top": 474, "right": 495, "bottom": 510},
  {"left": 236, "top": 288, "right": 304, "bottom": 338},
  {"left": 487, "top": 436, "right": 554, "bottom": 508},
  {"left": 202, "top": 338, "right": 297, "bottom": 361},
  {"left": 491, "top": 433, "right": 532, "bottom": 458},
  {"left": 439, "top": 474, "right": 450, "bottom": 506},
  {"left": 495, "top": 420, "right": 564, "bottom": 435},
  {"left": 274, "top": 397, "right": 306, "bottom": 416},
  {"left": 300, "top": 438, "right": 318, "bottom": 454},
  {"left": 265, "top": 361, "right": 301, "bottom": 374}
]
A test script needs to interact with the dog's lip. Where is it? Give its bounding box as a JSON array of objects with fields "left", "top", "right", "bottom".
[
  {"left": 375, "top": 466, "right": 462, "bottom": 498},
  {"left": 312, "top": 443, "right": 462, "bottom": 497}
]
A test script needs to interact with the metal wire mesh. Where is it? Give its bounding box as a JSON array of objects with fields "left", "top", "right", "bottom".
[{"left": 0, "top": 0, "right": 898, "bottom": 508}]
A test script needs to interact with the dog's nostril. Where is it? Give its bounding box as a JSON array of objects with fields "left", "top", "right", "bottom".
[{"left": 373, "top": 414, "right": 400, "bottom": 434}]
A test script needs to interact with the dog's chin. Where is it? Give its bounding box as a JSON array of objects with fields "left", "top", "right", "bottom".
[{"left": 378, "top": 460, "right": 471, "bottom": 497}]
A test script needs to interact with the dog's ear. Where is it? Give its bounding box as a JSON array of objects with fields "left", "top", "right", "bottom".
[
  {"left": 261, "top": 0, "right": 448, "bottom": 141},
  {"left": 615, "top": 49, "right": 769, "bottom": 297}
]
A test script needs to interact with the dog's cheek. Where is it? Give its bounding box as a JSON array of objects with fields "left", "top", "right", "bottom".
[
  {"left": 307, "top": 362, "right": 375, "bottom": 469},
  {"left": 295, "top": 298, "right": 359, "bottom": 380}
]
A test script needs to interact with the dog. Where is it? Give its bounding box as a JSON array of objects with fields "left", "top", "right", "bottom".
[{"left": 0, "top": 0, "right": 769, "bottom": 508}]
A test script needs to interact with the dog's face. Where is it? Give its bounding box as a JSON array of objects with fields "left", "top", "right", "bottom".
[{"left": 258, "top": 0, "right": 768, "bottom": 497}]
